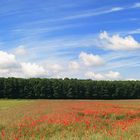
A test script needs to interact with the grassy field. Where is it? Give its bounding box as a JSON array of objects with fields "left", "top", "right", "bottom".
[
  {"left": 0, "top": 100, "right": 140, "bottom": 140},
  {"left": 0, "top": 100, "right": 32, "bottom": 109}
]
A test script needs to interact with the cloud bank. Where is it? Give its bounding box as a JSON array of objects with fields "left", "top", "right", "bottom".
[{"left": 85, "top": 71, "right": 121, "bottom": 80}]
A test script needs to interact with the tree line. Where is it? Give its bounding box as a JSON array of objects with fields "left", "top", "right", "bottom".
[{"left": 0, "top": 77, "right": 140, "bottom": 99}]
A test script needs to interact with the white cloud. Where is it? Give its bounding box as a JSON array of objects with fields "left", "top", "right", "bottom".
[
  {"left": 68, "top": 61, "right": 79, "bottom": 70},
  {"left": 79, "top": 52, "right": 104, "bottom": 66},
  {"left": 0, "top": 51, "right": 22, "bottom": 77},
  {"left": 85, "top": 71, "right": 121, "bottom": 80},
  {"left": 21, "top": 62, "right": 48, "bottom": 77},
  {"left": 105, "top": 71, "right": 121, "bottom": 79},
  {"left": 14, "top": 45, "right": 27, "bottom": 56},
  {"left": 50, "top": 64, "right": 63, "bottom": 73},
  {"left": 99, "top": 31, "right": 140, "bottom": 50},
  {"left": 0, "top": 69, "right": 9, "bottom": 75},
  {"left": 85, "top": 71, "right": 105, "bottom": 80},
  {"left": 0, "top": 51, "right": 18, "bottom": 69},
  {"left": 0, "top": 50, "right": 49, "bottom": 78}
]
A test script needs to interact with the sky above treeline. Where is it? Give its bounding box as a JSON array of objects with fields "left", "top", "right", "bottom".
[{"left": 0, "top": 0, "right": 140, "bottom": 80}]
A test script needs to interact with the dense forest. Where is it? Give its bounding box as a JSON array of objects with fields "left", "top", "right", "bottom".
[{"left": 0, "top": 77, "right": 140, "bottom": 99}]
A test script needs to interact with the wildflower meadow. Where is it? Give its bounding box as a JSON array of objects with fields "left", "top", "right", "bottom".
[{"left": 0, "top": 100, "right": 140, "bottom": 140}]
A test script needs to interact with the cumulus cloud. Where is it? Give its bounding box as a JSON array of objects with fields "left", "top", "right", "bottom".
[
  {"left": 105, "top": 71, "right": 121, "bottom": 79},
  {"left": 85, "top": 71, "right": 105, "bottom": 80},
  {"left": 85, "top": 71, "right": 121, "bottom": 80},
  {"left": 21, "top": 62, "right": 48, "bottom": 77},
  {"left": 99, "top": 31, "right": 140, "bottom": 50},
  {"left": 79, "top": 52, "right": 104, "bottom": 66},
  {"left": 0, "top": 51, "right": 21, "bottom": 77},
  {"left": 0, "top": 50, "right": 131, "bottom": 80},
  {"left": 68, "top": 61, "right": 79, "bottom": 70},
  {"left": 0, "top": 51, "right": 18, "bottom": 69},
  {"left": 0, "top": 50, "right": 49, "bottom": 78}
]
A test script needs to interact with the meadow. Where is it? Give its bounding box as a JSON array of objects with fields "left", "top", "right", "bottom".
[{"left": 0, "top": 100, "right": 140, "bottom": 140}]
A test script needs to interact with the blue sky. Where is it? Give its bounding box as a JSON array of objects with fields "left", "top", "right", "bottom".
[{"left": 0, "top": 0, "right": 140, "bottom": 80}]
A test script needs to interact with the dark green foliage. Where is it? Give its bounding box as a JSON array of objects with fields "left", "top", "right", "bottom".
[{"left": 0, "top": 78, "right": 139, "bottom": 99}]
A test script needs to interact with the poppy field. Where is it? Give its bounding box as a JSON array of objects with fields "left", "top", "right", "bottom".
[{"left": 0, "top": 100, "right": 140, "bottom": 140}]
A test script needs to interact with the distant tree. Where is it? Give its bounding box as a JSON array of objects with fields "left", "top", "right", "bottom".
[{"left": 0, "top": 78, "right": 139, "bottom": 99}]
